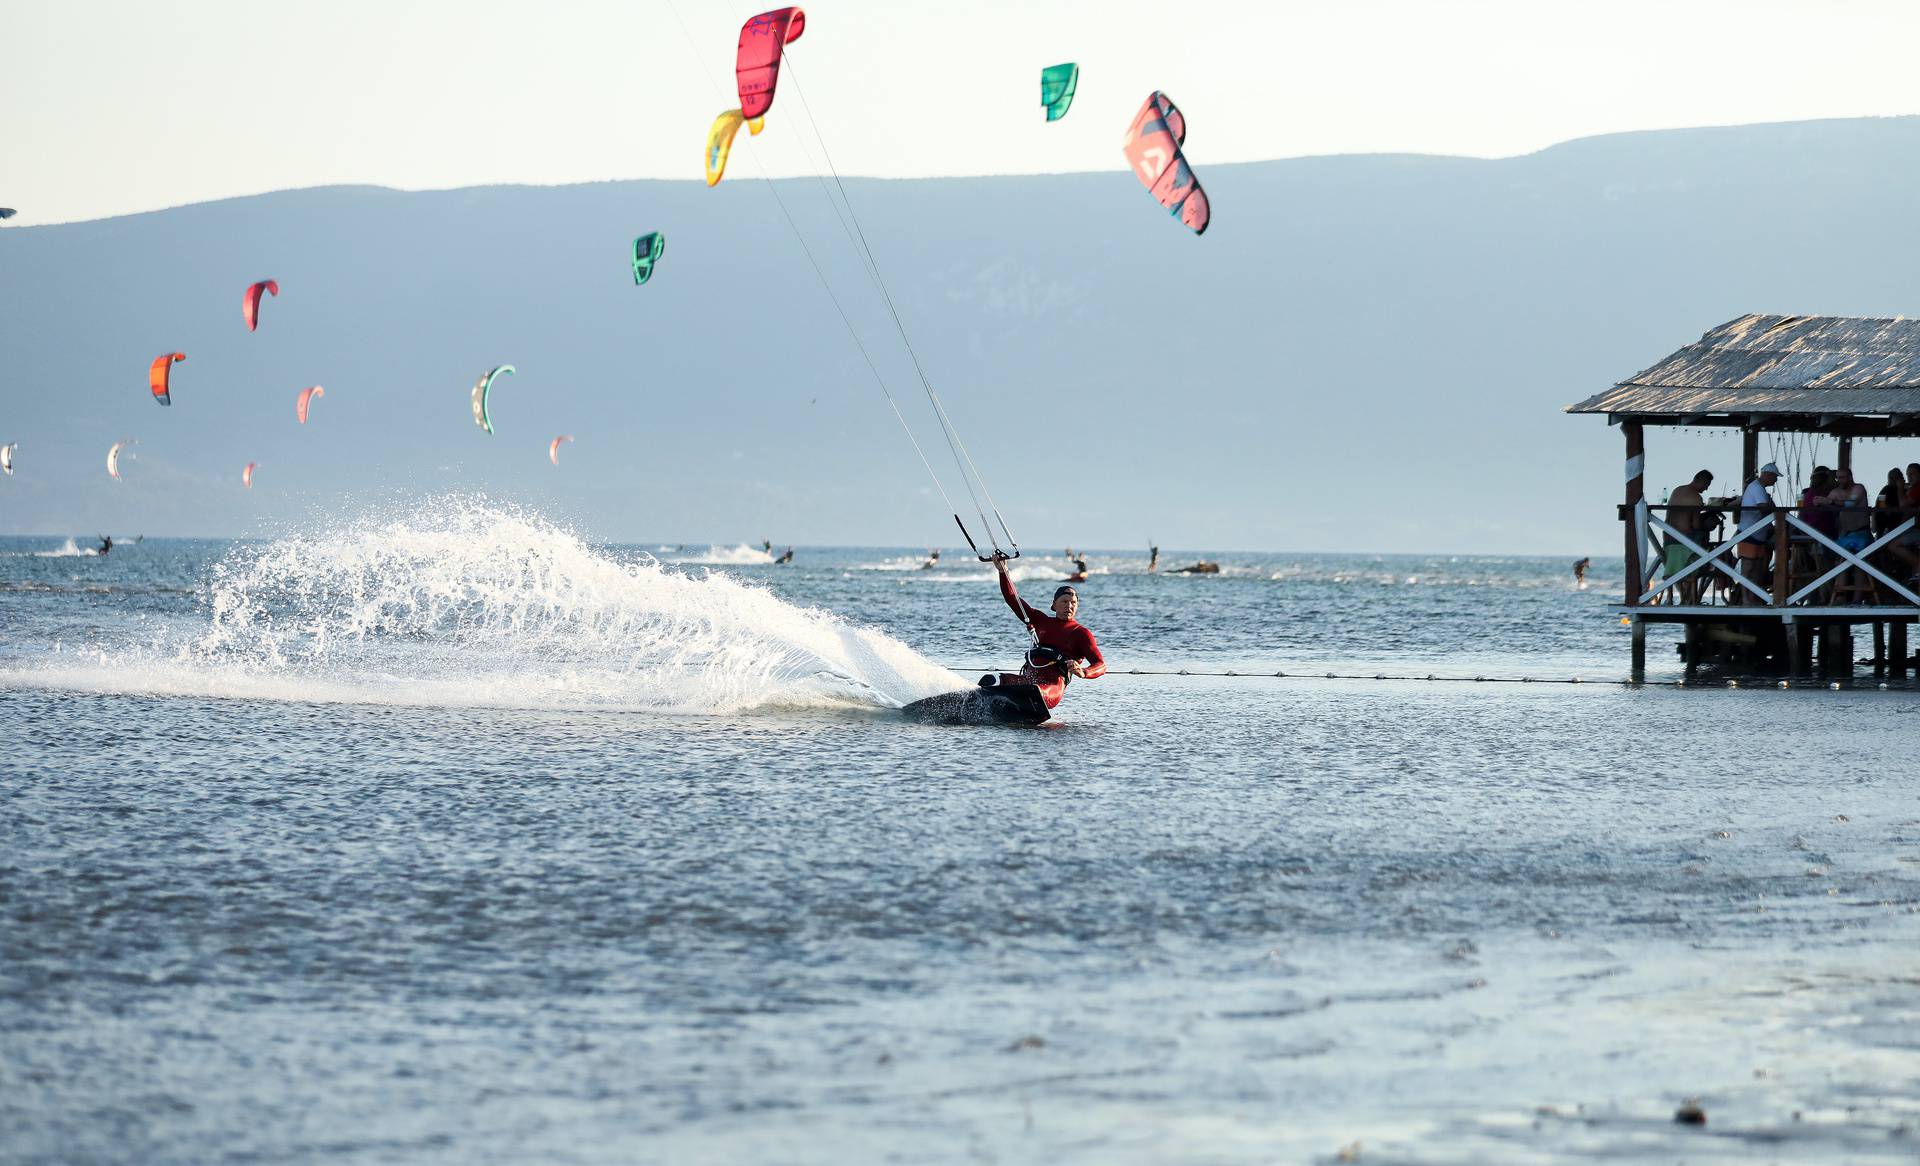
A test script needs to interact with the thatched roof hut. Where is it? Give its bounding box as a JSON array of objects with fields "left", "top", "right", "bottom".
[
  {"left": 1568, "top": 314, "right": 1920, "bottom": 434},
  {"left": 1569, "top": 314, "right": 1920, "bottom": 681}
]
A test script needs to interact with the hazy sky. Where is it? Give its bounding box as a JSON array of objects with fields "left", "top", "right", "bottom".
[{"left": 8, "top": 0, "right": 1920, "bottom": 224}]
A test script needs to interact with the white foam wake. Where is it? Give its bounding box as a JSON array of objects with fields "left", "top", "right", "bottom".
[
  {"left": 668, "top": 543, "right": 776, "bottom": 565},
  {"left": 23, "top": 538, "right": 100, "bottom": 558},
  {"left": 4, "top": 500, "right": 961, "bottom": 715}
]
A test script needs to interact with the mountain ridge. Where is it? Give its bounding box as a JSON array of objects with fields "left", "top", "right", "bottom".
[{"left": 4, "top": 116, "right": 1919, "bottom": 552}]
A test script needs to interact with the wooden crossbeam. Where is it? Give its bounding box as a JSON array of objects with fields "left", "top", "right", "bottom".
[
  {"left": 1784, "top": 515, "right": 1920, "bottom": 606},
  {"left": 1639, "top": 514, "right": 1775, "bottom": 605}
]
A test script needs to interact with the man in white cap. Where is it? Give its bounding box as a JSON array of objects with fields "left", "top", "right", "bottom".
[{"left": 1735, "top": 463, "right": 1781, "bottom": 601}]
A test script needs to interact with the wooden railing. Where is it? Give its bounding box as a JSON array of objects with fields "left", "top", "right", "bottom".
[{"left": 1616, "top": 503, "right": 1920, "bottom": 609}]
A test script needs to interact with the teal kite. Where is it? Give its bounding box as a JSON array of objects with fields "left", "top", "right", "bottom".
[
  {"left": 632, "top": 233, "right": 665, "bottom": 285},
  {"left": 1040, "top": 63, "right": 1078, "bottom": 122},
  {"left": 470, "top": 365, "right": 515, "bottom": 434}
]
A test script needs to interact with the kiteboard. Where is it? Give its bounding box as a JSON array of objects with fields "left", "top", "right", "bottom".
[{"left": 901, "top": 683, "right": 1051, "bottom": 727}]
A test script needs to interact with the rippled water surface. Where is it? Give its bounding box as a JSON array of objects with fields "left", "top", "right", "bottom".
[{"left": 4, "top": 509, "right": 1919, "bottom": 1164}]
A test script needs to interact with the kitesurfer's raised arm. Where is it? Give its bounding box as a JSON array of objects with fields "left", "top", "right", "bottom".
[{"left": 994, "top": 552, "right": 1044, "bottom": 624}]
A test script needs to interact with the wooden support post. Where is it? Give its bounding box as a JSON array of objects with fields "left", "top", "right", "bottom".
[
  {"left": 1786, "top": 620, "right": 1803, "bottom": 677},
  {"left": 1683, "top": 621, "right": 1699, "bottom": 675},
  {"left": 1772, "top": 510, "right": 1789, "bottom": 607},
  {"left": 1742, "top": 428, "right": 1759, "bottom": 483},
  {"left": 1624, "top": 421, "right": 1645, "bottom": 607},
  {"left": 1895, "top": 620, "right": 1911, "bottom": 679},
  {"left": 1630, "top": 616, "right": 1646, "bottom": 681},
  {"left": 1838, "top": 436, "right": 1853, "bottom": 475},
  {"left": 1874, "top": 621, "right": 1886, "bottom": 677}
]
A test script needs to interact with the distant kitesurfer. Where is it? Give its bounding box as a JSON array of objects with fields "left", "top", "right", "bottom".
[
  {"left": 1147, "top": 545, "right": 1159, "bottom": 573},
  {"left": 775, "top": 546, "right": 794, "bottom": 564},
  {"left": 761, "top": 539, "right": 772, "bottom": 554},
  {"left": 1572, "top": 557, "right": 1590, "bottom": 586},
  {"left": 1064, "top": 555, "right": 1089, "bottom": 583},
  {"left": 983, "top": 551, "right": 1105, "bottom": 709},
  {"left": 921, "top": 548, "right": 940, "bottom": 570},
  {"left": 96, "top": 535, "right": 112, "bottom": 557}
]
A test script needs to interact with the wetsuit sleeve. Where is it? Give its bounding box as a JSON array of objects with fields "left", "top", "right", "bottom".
[
  {"left": 1078, "top": 629, "right": 1106, "bottom": 679},
  {"left": 998, "top": 568, "right": 1042, "bottom": 625}
]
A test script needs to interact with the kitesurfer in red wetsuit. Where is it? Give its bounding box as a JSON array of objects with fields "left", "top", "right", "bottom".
[{"left": 983, "top": 551, "right": 1106, "bottom": 709}]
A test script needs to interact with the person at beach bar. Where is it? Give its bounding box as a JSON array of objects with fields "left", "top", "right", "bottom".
[
  {"left": 1799, "top": 466, "right": 1837, "bottom": 544},
  {"left": 1828, "top": 468, "right": 1870, "bottom": 553},
  {"left": 1735, "top": 463, "right": 1780, "bottom": 600},
  {"left": 1874, "top": 469, "right": 1907, "bottom": 538},
  {"left": 1665, "top": 469, "right": 1715, "bottom": 603},
  {"left": 1892, "top": 463, "right": 1920, "bottom": 580},
  {"left": 985, "top": 552, "right": 1105, "bottom": 708}
]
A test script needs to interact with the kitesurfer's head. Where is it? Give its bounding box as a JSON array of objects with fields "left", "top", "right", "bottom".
[{"left": 1052, "top": 584, "right": 1078, "bottom": 619}]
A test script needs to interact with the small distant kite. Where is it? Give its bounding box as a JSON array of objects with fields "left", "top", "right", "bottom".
[
  {"left": 549, "top": 435, "right": 574, "bottom": 465},
  {"left": 1040, "top": 63, "right": 1078, "bottom": 121},
  {"left": 0, "top": 443, "right": 14, "bottom": 475},
  {"left": 736, "top": 7, "right": 804, "bottom": 120},
  {"left": 1123, "top": 91, "right": 1210, "bottom": 235},
  {"left": 107, "top": 440, "right": 133, "bottom": 480},
  {"left": 149, "top": 352, "right": 186, "bottom": 406},
  {"left": 243, "top": 280, "right": 279, "bottom": 332},
  {"left": 632, "top": 233, "right": 666, "bottom": 285},
  {"left": 705, "top": 109, "right": 765, "bottom": 187},
  {"left": 296, "top": 385, "right": 325, "bottom": 424},
  {"left": 243, "top": 462, "right": 259, "bottom": 488},
  {"left": 470, "top": 365, "right": 515, "bottom": 434}
]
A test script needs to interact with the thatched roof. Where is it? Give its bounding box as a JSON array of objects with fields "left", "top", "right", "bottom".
[{"left": 1567, "top": 315, "right": 1920, "bottom": 432}]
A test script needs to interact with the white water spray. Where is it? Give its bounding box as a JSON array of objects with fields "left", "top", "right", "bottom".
[{"left": 8, "top": 500, "right": 961, "bottom": 714}]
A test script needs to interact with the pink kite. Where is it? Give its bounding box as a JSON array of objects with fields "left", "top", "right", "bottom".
[
  {"left": 1122, "top": 91, "right": 1210, "bottom": 235},
  {"left": 243, "top": 462, "right": 259, "bottom": 488},
  {"left": 296, "top": 385, "right": 325, "bottom": 424},
  {"left": 736, "top": 7, "right": 804, "bottom": 120},
  {"left": 549, "top": 434, "right": 574, "bottom": 465},
  {"left": 243, "top": 280, "right": 278, "bottom": 332}
]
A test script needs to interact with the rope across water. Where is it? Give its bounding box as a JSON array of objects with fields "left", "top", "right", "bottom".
[{"left": 939, "top": 666, "right": 1913, "bottom": 690}]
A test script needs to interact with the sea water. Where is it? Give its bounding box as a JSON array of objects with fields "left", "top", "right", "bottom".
[{"left": 3, "top": 500, "right": 1918, "bottom": 1164}]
